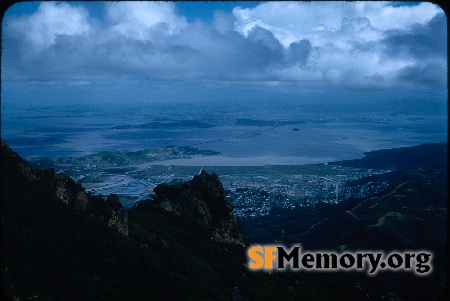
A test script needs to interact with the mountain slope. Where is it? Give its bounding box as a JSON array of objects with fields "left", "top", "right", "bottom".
[
  {"left": 2, "top": 139, "right": 374, "bottom": 300},
  {"left": 239, "top": 143, "right": 448, "bottom": 300}
]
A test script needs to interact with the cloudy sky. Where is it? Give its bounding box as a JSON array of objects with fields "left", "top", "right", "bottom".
[{"left": 1, "top": 1, "right": 447, "bottom": 105}]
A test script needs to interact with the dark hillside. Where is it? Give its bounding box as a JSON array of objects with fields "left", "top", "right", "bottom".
[
  {"left": 1, "top": 139, "right": 373, "bottom": 300},
  {"left": 331, "top": 142, "right": 447, "bottom": 170},
  {"left": 239, "top": 143, "right": 448, "bottom": 300}
]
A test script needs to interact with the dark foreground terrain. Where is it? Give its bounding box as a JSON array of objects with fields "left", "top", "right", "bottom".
[{"left": 1, "top": 139, "right": 448, "bottom": 300}]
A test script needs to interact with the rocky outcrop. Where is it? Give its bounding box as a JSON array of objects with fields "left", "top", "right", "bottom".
[
  {"left": 151, "top": 171, "right": 245, "bottom": 246},
  {"left": 54, "top": 172, "right": 89, "bottom": 211},
  {"left": 86, "top": 193, "right": 129, "bottom": 236},
  {"left": 2, "top": 138, "right": 238, "bottom": 241},
  {"left": 1, "top": 138, "right": 128, "bottom": 236},
  {"left": 211, "top": 214, "right": 245, "bottom": 246},
  {"left": 1, "top": 138, "right": 39, "bottom": 181},
  {"left": 105, "top": 194, "right": 129, "bottom": 236},
  {"left": 153, "top": 182, "right": 212, "bottom": 226}
]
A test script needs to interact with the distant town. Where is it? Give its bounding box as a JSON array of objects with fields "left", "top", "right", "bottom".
[
  {"left": 221, "top": 166, "right": 390, "bottom": 218},
  {"left": 31, "top": 152, "right": 391, "bottom": 219}
]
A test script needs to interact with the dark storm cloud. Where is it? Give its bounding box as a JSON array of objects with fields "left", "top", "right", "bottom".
[
  {"left": 380, "top": 12, "right": 447, "bottom": 88},
  {"left": 382, "top": 12, "right": 447, "bottom": 60},
  {"left": 287, "top": 40, "right": 312, "bottom": 66},
  {"left": 396, "top": 62, "right": 447, "bottom": 89}
]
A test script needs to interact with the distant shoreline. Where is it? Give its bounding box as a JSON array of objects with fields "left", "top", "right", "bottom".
[
  {"left": 135, "top": 155, "right": 339, "bottom": 167},
  {"left": 24, "top": 141, "right": 447, "bottom": 169}
]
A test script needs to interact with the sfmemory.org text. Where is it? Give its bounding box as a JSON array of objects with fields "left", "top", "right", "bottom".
[{"left": 247, "top": 245, "right": 432, "bottom": 276}]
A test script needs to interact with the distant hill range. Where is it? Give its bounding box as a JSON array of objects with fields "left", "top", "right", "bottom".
[{"left": 330, "top": 142, "right": 447, "bottom": 170}]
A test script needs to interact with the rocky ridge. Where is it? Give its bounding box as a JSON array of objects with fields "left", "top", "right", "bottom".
[
  {"left": 1, "top": 138, "right": 244, "bottom": 244},
  {"left": 1, "top": 138, "right": 128, "bottom": 236},
  {"left": 147, "top": 171, "right": 245, "bottom": 246}
]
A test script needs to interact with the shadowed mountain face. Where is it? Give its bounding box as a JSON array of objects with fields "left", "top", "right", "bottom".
[
  {"left": 2, "top": 138, "right": 377, "bottom": 300},
  {"left": 1, "top": 138, "right": 447, "bottom": 300},
  {"left": 0, "top": 138, "right": 129, "bottom": 236},
  {"left": 1, "top": 139, "right": 249, "bottom": 300}
]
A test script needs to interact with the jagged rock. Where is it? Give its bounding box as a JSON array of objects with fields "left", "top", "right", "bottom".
[
  {"left": 106, "top": 194, "right": 129, "bottom": 236},
  {"left": 188, "top": 171, "right": 231, "bottom": 218},
  {"left": 1, "top": 138, "right": 39, "bottom": 181},
  {"left": 153, "top": 181, "right": 212, "bottom": 226},
  {"left": 151, "top": 171, "right": 245, "bottom": 246},
  {"left": 54, "top": 173, "right": 88, "bottom": 211},
  {"left": 107, "top": 206, "right": 129, "bottom": 236},
  {"left": 1, "top": 138, "right": 127, "bottom": 236},
  {"left": 87, "top": 193, "right": 129, "bottom": 236},
  {"left": 212, "top": 215, "right": 245, "bottom": 247},
  {"left": 76, "top": 191, "right": 89, "bottom": 211}
]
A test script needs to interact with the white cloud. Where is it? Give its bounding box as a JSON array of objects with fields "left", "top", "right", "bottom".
[
  {"left": 361, "top": 2, "right": 442, "bottom": 30},
  {"left": 105, "top": 2, "right": 188, "bottom": 40},
  {"left": 232, "top": 2, "right": 441, "bottom": 47},
  {"left": 231, "top": 1, "right": 445, "bottom": 89},
  {"left": 6, "top": 2, "right": 90, "bottom": 49}
]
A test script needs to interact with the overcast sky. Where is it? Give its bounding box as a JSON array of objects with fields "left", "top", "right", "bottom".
[{"left": 1, "top": 1, "right": 447, "bottom": 105}]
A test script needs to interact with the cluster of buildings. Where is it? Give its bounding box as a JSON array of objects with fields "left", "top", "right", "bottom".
[{"left": 224, "top": 168, "right": 390, "bottom": 218}]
